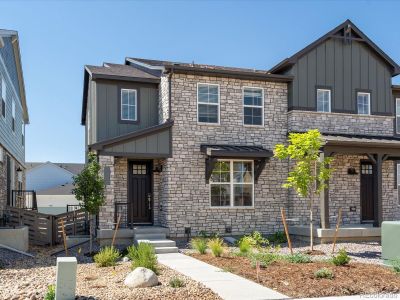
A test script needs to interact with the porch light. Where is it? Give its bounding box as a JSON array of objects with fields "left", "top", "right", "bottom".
[
  {"left": 347, "top": 167, "right": 357, "bottom": 175},
  {"left": 16, "top": 166, "right": 23, "bottom": 181}
]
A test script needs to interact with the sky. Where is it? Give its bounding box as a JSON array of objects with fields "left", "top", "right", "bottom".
[{"left": 1, "top": 0, "right": 399, "bottom": 163}]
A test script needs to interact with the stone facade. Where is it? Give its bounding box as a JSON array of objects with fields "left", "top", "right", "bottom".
[{"left": 288, "top": 110, "right": 395, "bottom": 136}]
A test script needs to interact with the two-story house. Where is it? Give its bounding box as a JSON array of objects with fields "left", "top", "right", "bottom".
[
  {"left": 81, "top": 20, "right": 400, "bottom": 245},
  {"left": 0, "top": 30, "right": 29, "bottom": 215}
]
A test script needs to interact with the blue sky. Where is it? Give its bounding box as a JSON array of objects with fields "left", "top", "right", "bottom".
[{"left": 1, "top": 0, "right": 399, "bottom": 163}]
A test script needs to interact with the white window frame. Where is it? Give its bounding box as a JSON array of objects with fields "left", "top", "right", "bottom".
[
  {"left": 21, "top": 121, "right": 25, "bottom": 147},
  {"left": 243, "top": 87, "right": 264, "bottom": 127},
  {"left": 396, "top": 98, "right": 400, "bottom": 134},
  {"left": 357, "top": 92, "right": 371, "bottom": 115},
  {"left": 1, "top": 77, "right": 6, "bottom": 120},
  {"left": 197, "top": 83, "right": 220, "bottom": 125},
  {"left": 316, "top": 88, "right": 331, "bottom": 113},
  {"left": 120, "top": 89, "right": 137, "bottom": 121},
  {"left": 11, "top": 98, "right": 15, "bottom": 132},
  {"left": 209, "top": 159, "right": 254, "bottom": 208}
]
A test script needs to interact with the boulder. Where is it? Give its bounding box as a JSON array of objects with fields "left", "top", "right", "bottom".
[
  {"left": 122, "top": 256, "right": 130, "bottom": 262},
  {"left": 124, "top": 267, "right": 158, "bottom": 288}
]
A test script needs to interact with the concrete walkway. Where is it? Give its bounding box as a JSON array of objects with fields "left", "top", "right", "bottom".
[{"left": 157, "top": 253, "right": 288, "bottom": 300}]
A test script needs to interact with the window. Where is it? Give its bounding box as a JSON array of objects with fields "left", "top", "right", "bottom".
[
  {"left": 357, "top": 92, "right": 370, "bottom": 115},
  {"left": 396, "top": 98, "right": 400, "bottom": 134},
  {"left": 243, "top": 87, "right": 263, "bottom": 126},
  {"left": 21, "top": 122, "right": 24, "bottom": 146},
  {"left": 121, "top": 89, "right": 137, "bottom": 121},
  {"left": 317, "top": 89, "right": 331, "bottom": 112},
  {"left": 132, "top": 164, "right": 147, "bottom": 175},
  {"left": 210, "top": 160, "right": 254, "bottom": 207},
  {"left": 1, "top": 78, "right": 5, "bottom": 119},
  {"left": 11, "top": 99, "right": 15, "bottom": 132},
  {"left": 197, "top": 83, "right": 219, "bottom": 124}
]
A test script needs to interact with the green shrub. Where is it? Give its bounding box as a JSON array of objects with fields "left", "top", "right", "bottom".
[
  {"left": 250, "top": 231, "right": 269, "bottom": 248},
  {"left": 44, "top": 284, "right": 55, "bottom": 300},
  {"left": 315, "top": 268, "right": 334, "bottom": 279},
  {"left": 284, "top": 253, "right": 312, "bottom": 264},
  {"left": 128, "top": 243, "right": 158, "bottom": 273},
  {"left": 169, "top": 277, "right": 185, "bottom": 288},
  {"left": 391, "top": 258, "right": 400, "bottom": 273},
  {"left": 237, "top": 236, "right": 253, "bottom": 255},
  {"left": 269, "top": 231, "right": 287, "bottom": 244},
  {"left": 331, "top": 248, "right": 351, "bottom": 266},
  {"left": 249, "top": 252, "right": 282, "bottom": 268},
  {"left": 207, "top": 237, "right": 224, "bottom": 257},
  {"left": 190, "top": 238, "right": 208, "bottom": 254},
  {"left": 93, "top": 246, "right": 120, "bottom": 267}
]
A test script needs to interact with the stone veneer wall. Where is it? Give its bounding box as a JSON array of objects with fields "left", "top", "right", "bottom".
[
  {"left": 159, "top": 75, "right": 170, "bottom": 123},
  {"left": 288, "top": 110, "right": 395, "bottom": 136},
  {"left": 159, "top": 73, "right": 289, "bottom": 237},
  {"left": 288, "top": 154, "right": 400, "bottom": 227}
]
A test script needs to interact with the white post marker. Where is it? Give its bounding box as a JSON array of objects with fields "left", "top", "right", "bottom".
[{"left": 55, "top": 257, "right": 77, "bottom": 300}]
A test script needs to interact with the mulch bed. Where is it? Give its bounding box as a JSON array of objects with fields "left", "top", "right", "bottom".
[{"left": 190, "top": 253, "right": 400, "bottom": 298}]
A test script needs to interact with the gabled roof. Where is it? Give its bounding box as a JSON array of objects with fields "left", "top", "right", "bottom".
[
  {"left": 269, "top": 19, "right": 400, "bottom": 76},
  {"left": 0, "top": 29, "right": 29, "bottom": 123},
  {"left": 26, "top": 161, "right": 84, "bottom": 175}
]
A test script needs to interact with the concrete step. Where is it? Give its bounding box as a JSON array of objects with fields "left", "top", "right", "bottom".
[
  {"left": 154, "top": 246, "right": 179, "bottom": 254},
  {"left": 133, "top": 226, "right": 169, "bottom": 235},
  {"left": 135, "top": 233, "right": 167, "bottom": 240},
  {"left": 136, "top": 239, "right": 176, "bottom": 248}
]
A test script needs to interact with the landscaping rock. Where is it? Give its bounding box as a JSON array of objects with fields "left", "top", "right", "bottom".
[
  {"left": 122, "top": 256, "right": 130, "bottom": 262},
  {"left": 124, "top": 267, "right": 158, "bottom": 288}
]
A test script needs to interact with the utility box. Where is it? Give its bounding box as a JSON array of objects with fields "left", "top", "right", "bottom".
[{"left": 381, "top": 221, "right": 400, "bottom": 264}]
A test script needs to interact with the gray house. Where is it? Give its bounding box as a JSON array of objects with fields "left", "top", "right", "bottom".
[
  {"left": 81, "top": 20, "right": 400, "bottom": 245},
  {"left": 0, "top": 30, "right": 29, "bottom": 215}
]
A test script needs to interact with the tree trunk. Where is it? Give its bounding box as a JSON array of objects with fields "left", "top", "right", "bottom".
[
  {"left": 89, "top": 214, "right": 95, "bottom": 254},
  {"left": 310, "top": 208, "right": 314, "bottom": 251}
]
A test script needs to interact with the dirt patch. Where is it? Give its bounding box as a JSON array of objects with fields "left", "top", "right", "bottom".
[{"left": 190, "top": 253, "right": 400, "bottom": 298}]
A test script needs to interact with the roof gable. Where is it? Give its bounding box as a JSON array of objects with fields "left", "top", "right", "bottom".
[{"left": 269, "top": 20, "right": 400, "bottom": 76}]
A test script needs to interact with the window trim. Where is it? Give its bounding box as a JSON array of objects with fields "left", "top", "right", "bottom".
[
  {"left": 1, "top": 77, "right": 6, "bottom": 120},
  {"left": 119, "top": 88, "right": 138, "bottom": 123},
  {"left": 242, "top": 86, "right": 264, "bottom": 127},
  {"left": 21, "top": 122, "right": 25, "bottom": 147},
  {"left": 209, "top": 159, "right": 255, "bottom": 208},
  {"left": 11, "top": 98, "right": 15, "bottom": 132},
  {"left": 316, "top": 88, "right": 332, "bottom": 113},
  {"left": 396, "top": 98, "right": 400, "bottom": 134},
  {"left": 357, "top": 91, "right": 371, "bottom": 115},
  {"left": 197, "top": 82, "right": 220, "bottom": 125}
]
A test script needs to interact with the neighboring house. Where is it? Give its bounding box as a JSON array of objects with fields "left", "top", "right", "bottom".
[
  {"left": 81, "top": 19, "right": 400, "bottom": 240},
  {"left": 26, "top": 162, "right": 84, "bottom": 214},
  {"left": 0, "top": 29, "right": 29, "bottom": 214}
]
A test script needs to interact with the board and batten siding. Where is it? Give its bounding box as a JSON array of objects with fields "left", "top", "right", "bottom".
[
  {"left": 0, "top": 37, "right": 25, "bottom": 164},
  {"left": 289, "top": 38, "right": 393, "bottom": 115},
  {"left": 93, "top": 80, "right": 159, "bottom": 143}
]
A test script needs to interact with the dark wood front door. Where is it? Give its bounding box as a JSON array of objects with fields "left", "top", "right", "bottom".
[
  {"left": 360, "top": 162, "right": 375, "bottom": 222},
  {"left": 128, "top": 161, "right": 152, "bottom": 224}
]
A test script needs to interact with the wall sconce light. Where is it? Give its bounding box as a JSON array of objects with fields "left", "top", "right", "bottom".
[
  {"left": 153, "top": 165, "right": 163, "bottom": 173},
  {"left": 347, "top": 167, "right": 357, "bottom": 175},
  {"left": 16, "top": 166, "right": 23, "bottom": 181}
]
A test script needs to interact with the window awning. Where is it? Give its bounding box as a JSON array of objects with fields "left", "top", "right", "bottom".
[{"left": 200, "top": 144, "right": 273, "bottom": 183}]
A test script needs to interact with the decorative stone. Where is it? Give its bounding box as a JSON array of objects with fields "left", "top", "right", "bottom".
[
  {"left": 122, "top": 256, "right": 130, "bottom": 262},
  {"left": 124, "top": 267, "right": 158, "bottom": 288}
]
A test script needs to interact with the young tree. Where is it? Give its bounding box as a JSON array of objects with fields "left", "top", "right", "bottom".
[
  {"left": 274, "top": 129, "right": 333, "bottom": 251},
  {"left": 72, "top": 152, "right": 105, "bottom": 254}
]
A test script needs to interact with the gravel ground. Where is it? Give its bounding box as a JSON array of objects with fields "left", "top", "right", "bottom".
[{"left": 0, "top": 243, "right": 221, "bottom": 300}]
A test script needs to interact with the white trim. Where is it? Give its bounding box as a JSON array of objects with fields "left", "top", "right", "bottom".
[
  {"left": 316, "top": 88, "right": 331, "bottom": 113},
  {"left": 209, "top": 159, "right": 254, "bottom": 208},
  {"left": 357, "top": 92, "right": 371, "bottom": 115},
  {"left": 120, "top": 88, "right": 137, "bottom": 121},
  {"left": 396, "top": 98, "right": 400, "bottom": 134},
  {"left": 197, "top": 82, "right": 220, "bottom": 125},
  {"left": 242, "top": 86, "right": 264, "bottom": 127}
]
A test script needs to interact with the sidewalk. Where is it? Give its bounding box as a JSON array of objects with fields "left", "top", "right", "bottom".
[{"left": 157, "top": 252, "right": 288, "bottom": 300}]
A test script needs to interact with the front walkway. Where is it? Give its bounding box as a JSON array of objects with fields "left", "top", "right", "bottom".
[{"left": 157, "top": 253, "right": 288, "bottom": 300}]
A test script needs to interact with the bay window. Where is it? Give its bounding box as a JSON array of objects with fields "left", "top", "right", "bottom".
[{"left": 210, "top": 160, "right": 254, "bottom": 207}]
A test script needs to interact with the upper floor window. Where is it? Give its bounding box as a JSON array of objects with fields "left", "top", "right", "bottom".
[
  {"left": 1, "top": 78, "right": 5, "bottom": 119},
  {"left": 317, "top": 88, "right": 331, "bottom": 113},
  {"left": 210, "top": 160, "right": 254, "bottom": 207},
  {"left": 396, "top": 98, "right": 400, "bottom": 134},
  {"left": 121, "top": 89, "right": 137, "bottom": 121},
  {"left": 243, "top": 87, "right": 263, "bottom": 126},
  {"left": 11, "top": 99, "right": 15, "bottom": 132},
  {"left": 197, "top": 83, "right": 219, "bottom": 124},
  {"left": 357, "top": 92, "right": 370, "bottom": 115}
]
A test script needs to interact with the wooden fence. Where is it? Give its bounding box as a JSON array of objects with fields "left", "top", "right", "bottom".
[{"left": 7, "top": 207, "right": 89, "bottom": 246}]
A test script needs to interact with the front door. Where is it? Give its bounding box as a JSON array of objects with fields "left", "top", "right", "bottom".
[
  {"left": 360, "top": 162, "right": 375, "bottom": 222},
  {"left": 128, "top": 161, "right": 152, "bottom": 224}
]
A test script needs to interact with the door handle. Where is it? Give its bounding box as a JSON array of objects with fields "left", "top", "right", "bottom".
[{"left": 147, "top": 193, "right": 152, "bottom": 210}]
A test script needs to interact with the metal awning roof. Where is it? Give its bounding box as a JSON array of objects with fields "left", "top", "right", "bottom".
[{"left": 200, "top": 144, "right": 273, "bottom": 158}]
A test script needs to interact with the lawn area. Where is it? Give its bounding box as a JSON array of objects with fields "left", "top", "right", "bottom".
[{"left": 189, "top": 252, "right": 400, "bottom": 298}]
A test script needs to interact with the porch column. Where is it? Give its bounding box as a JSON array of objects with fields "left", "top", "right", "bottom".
[
  {"left": 370, "top": 154, "right": 384, "bottom": 227},
  {"left": 320, "top": 151, "right": 330, "bottom": 229}
]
